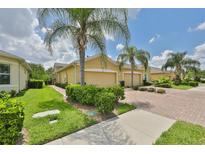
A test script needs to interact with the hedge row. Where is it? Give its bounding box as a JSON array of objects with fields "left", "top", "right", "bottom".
[
  {"left": 153, "top": 78, "right": 172, "bottom": 88},
  {"left": 28, "top": 79, "right": 44, "bottom": 89},
  {"left": 0, "top": 92, "right": 24, "bottom": 145},
  {"left": 66, "top": 85, "right": 125, "bottom": 114},
  {"left": 181, "top": 80, "right": 199, "bottom": 87},
  {"left": 55, "top": 82, "right": 68, "bottom": 89}
]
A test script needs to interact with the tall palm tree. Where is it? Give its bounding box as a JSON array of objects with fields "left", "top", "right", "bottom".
[
  {"left": 136, "top": 49, "right": 150, "bottom": 82},
  {"left": 117, "top": 46, "right": 149, "bottom": 87},
  {"left": 162, "top": 52, "right": 200, "bottom": 81},
  {"left": 37, "top": 8, "right": 130, "bottom": 86},
  {"left": 184, "top": 60, "right": 201, "bottom": 80}
]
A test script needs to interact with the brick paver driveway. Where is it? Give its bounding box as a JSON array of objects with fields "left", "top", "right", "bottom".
[{"left": 122, "top": 84, "right": 205, "bottom": 127}]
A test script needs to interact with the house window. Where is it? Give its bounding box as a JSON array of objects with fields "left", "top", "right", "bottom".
[{"left": 0, "top": 64, "right": 10, "bottom": 84}]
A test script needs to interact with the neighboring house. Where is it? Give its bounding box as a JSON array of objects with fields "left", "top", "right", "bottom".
[
  {"left": 53, "top": 63, "right": 68, "bottom": 83},
  {"left": 149, "top": 67, "right": 175, "bottom": 81},
  {"left": 54, "top": 54, "right": 174, "bottom": 87},
  {"left": 0, "top": 50, "right": 31, "bottom": 92}
]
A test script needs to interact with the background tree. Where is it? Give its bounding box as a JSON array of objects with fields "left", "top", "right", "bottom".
[
  {"left": 38, "top": 8, "right": 130, "bottom": 86},
  {"left": 29, "top": 63, "right": 47, "bottom": 80},
  {"left": 162, "top": 52, "right": 200, "bottom": 82},
  {"left": 46, "top": 67, "right": 54, "bottom": 84},
  {"left": 29, "top": 63, "right": 54, "bottom": 83},
  {"left": 117, "top": 46, "right": 149, "bottom": 87}
]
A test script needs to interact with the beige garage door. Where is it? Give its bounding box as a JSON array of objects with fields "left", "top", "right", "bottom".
[
  {"left": 124, "top": 73, "right": 141, "bottom": 87},
  {"left": 85, "top": 71, "right": 116, "bottom": 87}
]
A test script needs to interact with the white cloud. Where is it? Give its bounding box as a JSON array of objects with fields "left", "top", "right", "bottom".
[
  {"left": 104, "top": 33, "right": 115, "bottom": 41},
  {"left": 148, "top": 34, "right": 160, "bottom": 44},
  {"left": 128, "top": 8, "right": 141, "bottom": 20},
  {"left": 116, "top": 43, "right": 124, "bottom": 51},
  {"left": 195, "top": 21, "right": 205, "bottom": 31},
  {"left": 41, "top": 27, "right": 47, "bottom": 34},
  {"left": 188, "top": 21, "right": 205, "bottom": 32},
  {"left": 150, "top": 50, "right": 173, "bottom": 68},
  {"left": 189, "top": 42, "right": 205, "bottom": 69},
  {"left": 0, "top": 8, "right": 77, "bottom": 69},
  {"left": 150, "top": 46, "right": 205, "bottom": 69}
]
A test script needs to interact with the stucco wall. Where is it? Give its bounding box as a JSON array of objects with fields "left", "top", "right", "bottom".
[
  {"left": 150, "top": 72, "right": 175, "bottom": 81},
  {"left": 57, "top": 56, "right": 144, "bottom": 86},
  {"left": 0, "top": 56, "right": 29, "bottom": 92}
]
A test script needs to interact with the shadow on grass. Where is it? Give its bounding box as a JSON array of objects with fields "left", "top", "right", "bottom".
[{"left": 37, "top": 99, "right": 73, "bottom": 112}]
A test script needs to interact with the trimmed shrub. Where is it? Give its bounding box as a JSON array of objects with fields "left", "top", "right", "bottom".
[
  {"left": 66, "top": 84, "right": 82, "bottom": 102},
  {"left": 173, "top": 79, "right": 181, "bottom": 85},
  {"left": 28, "top": 79, "right": 43, "bottom": 89},
  {"left": 55, "top": 82, "right": 68, "bottom": 89},
  {"left": 181, "top": 80, "right": 189, "bottom": 85},
  {"left": 147, "top": 87, "right": 156, "bottom": 92},
  {"left": 66, "top": 84, "right": 99, "bottom": 105},
  {"left": 139, "top": 87, "right": 148, "bottom": 91},
  {"left": 106, "top": 86, "right": 125, "bottom": 101},
  {"left": 95, "top": 92, "right": 115, "bottom": 114},
  {"left": 0, "top": 91, "right": 10, "bottom": 99},
  {"left": 133, "top": 85, "right": 139, "bottom": 90},
  {"left": 154, "top": 78, "right": 172, "bottom": 88},
  {"left": 181, "top": 80, "right": 199, "bottom": 87},
  {"left": 66, "top": 85, "right": 124, "bottom": 106},
  {"left": 188, "top": 81, "right": 198, "bottom": 87},
  {"left": 10, "top": 90, "right": 17, "bottom": 97},
  {"left": 200, "top": 79, "right": 205, "bottom": 83},
  {"left": 80, "top": 85, "right": 99, "bottom": 105},
  {"left": 157, "top": 89, "right": 166, "bottom": 94},
  {"left": 157, "top": 83, "right": 171, "bottom": 88},
  {"left": 143, "top": 80, "right": 152, "bottom": 86},
  {"left": 0, "top": 93, "right": 24, "bottom": 145}
]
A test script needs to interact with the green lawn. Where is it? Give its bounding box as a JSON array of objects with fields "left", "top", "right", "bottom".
[
  {"left": 116, "top": 103, "right": 136, "bottom": 115},
  {"left": 171, "top": 84, "right": 193, "bottom": 90},
  {"left": 17, "top": 86, "right": 96, "bottom": 144},
  {"left": 155, "top": 121, "right": 205, "bottom": 144}
]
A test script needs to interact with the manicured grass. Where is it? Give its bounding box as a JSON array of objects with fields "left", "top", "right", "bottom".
[
  {"left": 17, "top": 86, "right": 96, "bottom": 144},
  {"left": 155, "top": 121, "right": 205, "bottom": 144},
  {"left": 171, "top": 84, "right": 193, "bottom": 90},
  {"left": 116, "top": 103, "right": 136, "bottom": 115}
]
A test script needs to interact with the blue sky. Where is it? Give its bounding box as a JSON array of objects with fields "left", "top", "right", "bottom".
[
  {"left": 95, "top": 9, "right": 205, "bottom": 68},
  {"left": 0, "top": 8, "right": 205, "bottom": 69}
]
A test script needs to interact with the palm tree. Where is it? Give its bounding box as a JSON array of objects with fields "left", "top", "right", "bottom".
[
  {"left": 162, "top": 52, "right": 200, "bottom": 82},
  {"left": 117, "top": 46, "right": 149, "bottom": 87},
  {"left": 37, "top": 9, "right": 130, "bottom": 86},
  {"left": 136, "top": 49, "right": 150, "bottom": 83},
  {"left": 184, "top": 60, "right": 201, "bottom": 81}
]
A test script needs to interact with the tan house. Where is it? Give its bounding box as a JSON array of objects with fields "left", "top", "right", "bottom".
[
  {"left": 149, "top": 67, "right": 175, "bottom": 81},
  {"left": 0, "top": 50, "right": 31, "bottom": 92},
  {"left": 54, "top": 54, "right": 174, "bottom": 87}
]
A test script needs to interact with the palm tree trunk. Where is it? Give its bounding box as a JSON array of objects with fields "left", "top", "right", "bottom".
[
  {"left": 79, "top": 50, "right": 85, "bottom": 86},
  {"left": 131, "top": 64, "right": 134, "bottom": 88},
  {"left": 144, "top": 68, "right": 147, "bottom": 82}
]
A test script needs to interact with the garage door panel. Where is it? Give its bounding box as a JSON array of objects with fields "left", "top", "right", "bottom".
[
  {"left": 85, "top": 72, "right": 116, "bottom": 87},
  {"left": 124, "top": 73, "right": 141, "bottom": 86}
]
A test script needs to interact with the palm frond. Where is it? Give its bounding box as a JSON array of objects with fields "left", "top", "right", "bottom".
[{"left": 44, "top": 20, "right": 77, "bottom": 54}]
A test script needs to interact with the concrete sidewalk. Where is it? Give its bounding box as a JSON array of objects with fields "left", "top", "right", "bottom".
[
  {"left": 46, "top": 109, "right": 175, "bottom": 145},
  {"left": 50, "top": 85, "right": 66, "bottom": 97}
]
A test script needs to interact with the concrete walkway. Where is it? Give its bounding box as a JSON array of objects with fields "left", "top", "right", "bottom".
[
  {"left": 50, "top": 85, "right": 66, "bottom": 97},
  {"left": 46, "top": 109, "right": 175, "bottom": 145}
]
